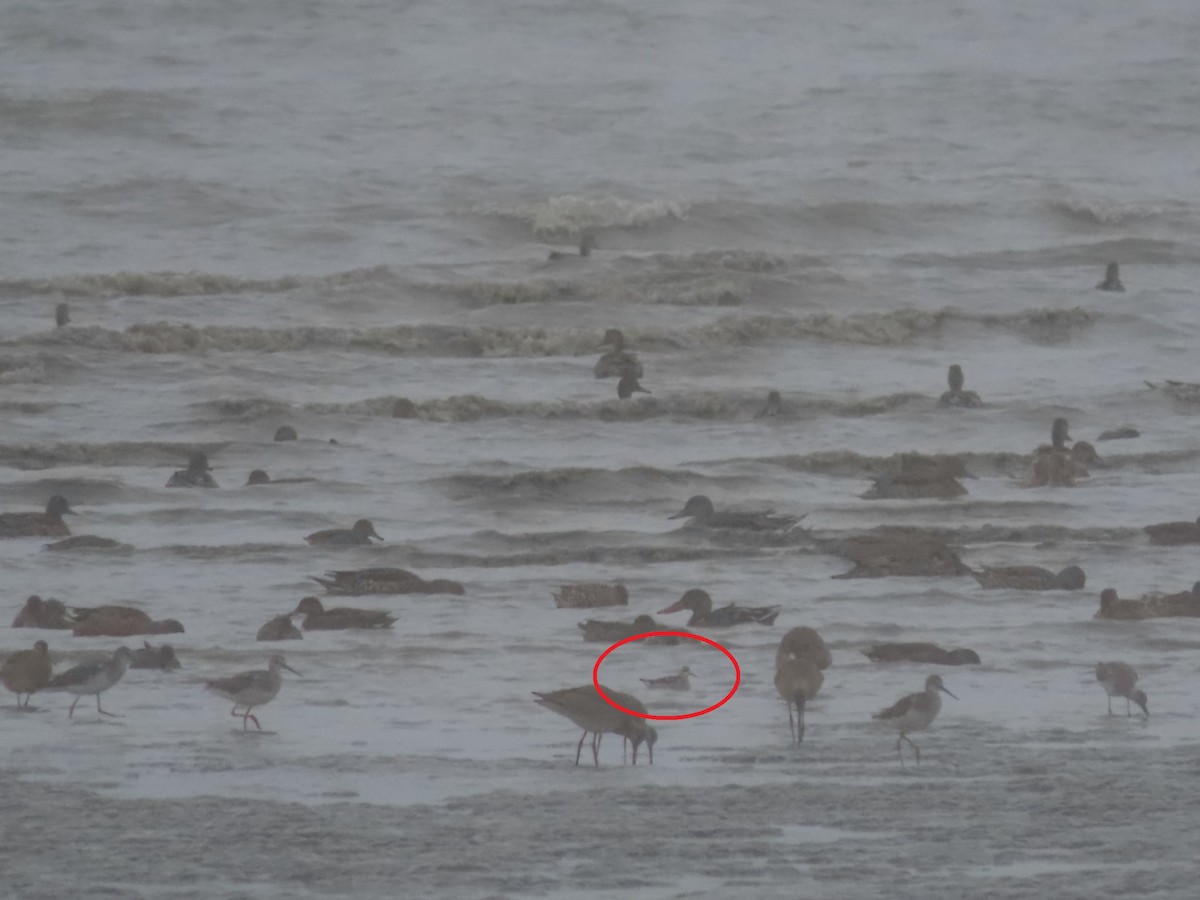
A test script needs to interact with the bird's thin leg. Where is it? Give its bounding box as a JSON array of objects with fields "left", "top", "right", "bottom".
[
  {"left": 895, "top": 735, "right": 905, "bottom": 767},
  {"left": 1125, "top": 697, "right": 1131, "bottom": 717},
  {"left": 230, "top": 706, "right": 242, "bottom": 720},
  {"left": 574, "top": 730, "right": 587, "bottom": 766},
  {"left": 903, "top": 735, "right": 921, "bottom": 764},
  {"left": 246, "top": 708, "right": 261, "bottom": 731},
  {"left": 796, "top": 696, "right": 807, "bottom": 745},
  {"left": 1107, "top": 695, "right": 1113, "bottom": 716},
  {"left": 786, "top": 702, "right": 796, "bottom": 744},
  {"left": 97, "top": 693, "right": 122, "bottom": 718},
  {"left": 591, "top": 732, "right": 600, "bottom": 767},
  {"left": 68, "top": 695, "right": 81, "bottom": 718}
]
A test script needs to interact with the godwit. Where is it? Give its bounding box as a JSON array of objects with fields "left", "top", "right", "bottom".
[
  {"left": 43, "top": 646, "right": 134, "bottom": 718},
  {"left": 774, "top": 656, "right": 823, "bottom": 744},
  {"left": 1095, "top": 662, "right": 1148, "bottom": 717},
  {"left": 532, "top": 684, "right": 656, "bottom": 767},
  {"left": 1, "top": 640, "right": 53, "bottom": 709},
  {"left": 206, "top": 655, "right": 300, "bottom": 731},
  {"left": 873, "top": 674, "right": 956, "bottom": 766}
]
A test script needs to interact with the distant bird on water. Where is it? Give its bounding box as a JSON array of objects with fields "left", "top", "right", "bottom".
[
  {"left": 291, "top": 596, "right": 395, "bottom": 630},
  {"left": 1096, "top": 262, "right": 1124, "bottom": 292},
  {"left": 55, "top": 302, "right": 70, "bottom": 327},
  {"left": 616, "top": 369, "right": 650, "bottom": 399},
  {"left": 12, "top": 595, "right": 75, "bottom": 629},
  {"left": 166, "top": 452, "right": 218, "bottom": 489},
  {"left": 658, "top": 588, "right": 780, "bottom": 627},
  {"left": 669, "top": 494, "right": 801, "bottom": 532},
  {"left": 640, "top": 667, "right": 692, "bottom": 691},
  {"left": 594, "top": 328, "right": 642, "bottom": 379},
  {"left": 43, "top": 646, "right": 135, "bottom": 718},
  {"left": 206, "top": 655, "right": 300, "bottom": 731},
  {"left": 304, "top": 519, "right": 383, "bottom": 546},
  {"left": 872, "top": 674, "right": 956, "bottom": 766},
  {"left": 937, "top": 364, "right": 982, "bottom": 408},
  {"left": 0, "top": 495, "right": 74, "bottom": 538}
]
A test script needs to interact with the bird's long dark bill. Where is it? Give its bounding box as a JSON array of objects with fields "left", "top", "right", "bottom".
[
  {"left": 939, "top": 686, "right": 958, "bottom": 699},
  {"left": 657, "top": 600, "right": 685, "bottom": 614}
]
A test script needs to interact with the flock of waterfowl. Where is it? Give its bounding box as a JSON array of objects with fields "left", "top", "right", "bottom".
[{"left": 0, "top": 260, "right": 1181, "bottom": 761}]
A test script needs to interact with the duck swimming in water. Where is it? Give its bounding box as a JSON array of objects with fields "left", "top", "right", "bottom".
[
  {"left": 310, "top": 567, "right": 465, "bottom": 596},
  {"left": 0, "top": 495, "right": 74, "bottom": 538},
  {"left": 658, "top": 588, "right": 781, "bottom": 627},
  {"left": 594, "top": 328, "right": 643, "bottom": 379},
  {"left": 757, "top": 390, "right": 783, "bottom": 417},
  {"left": 936, "top": 364, "right": 982, "bottom": 408},
  {"left": 863, "top": 643, "right": 981, "bottom": 666},
  {"left": 304, "top": 519, "right": 383, "bottom": 546},
  {"left": 553, "top": 583, "right": 629, "bottom": 608},
  {"left": 577, "top": 614, "right": 680, "bottom": 644},
  {"left": 11, "top": 595, "right": 75, "bottom": 629},
  {"left": 291, "top": 596, "right": 395, "bottom": 630},
  {"left": 669, "top": 495, "right": 801, "bottom": 531},
  {"left": 616, "top": 368, "right": 650, "bottom": 399},
  {"left": 1144, "top": 516, "right": 1200, "bottom": 545},
  {"left": 166, "top": 452, "right": 218, "bottom": 489},
  {"left": 1096, "top": 262, "right": 1124, "bottom": 292},
  {"left": 548, "top": 232, "right": 597, "bottom": 261},
  {"left": 970, "top": 564, "right": 1086, "bottom": 591}
]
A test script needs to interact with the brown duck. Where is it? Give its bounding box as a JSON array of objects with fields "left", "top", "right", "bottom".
[
  {"left": 12, "top": 595, "right": 75, "bottom": 629},
  {"left": 577, "top": 614, "right": 680, "bottom": 644},
  {"left": 291, "top": 596, "right": 395, "bottom": 630},
  {"left": 310, "top": 567, "right": 464, "bottom": 596},
  {"left": 864, "top": 643, "right": 980, "bottom": 666},
  {"left": 304, "top": 519, "right": 383, "bottom": 546},
  {"left": 553, "top": 583, "right": 629, "bottom": 608},
  {"left": 72, "top": 606, "right": 185, "bottom": 638},
  {"left": 658, "top": 588, "right": 780, "bottom": 627},
  {"left": 970, "top": 565, "right": 1085, "bottom": 591},
  {"left": 0, "top": 495, "right": 73, "bottom": 538}
]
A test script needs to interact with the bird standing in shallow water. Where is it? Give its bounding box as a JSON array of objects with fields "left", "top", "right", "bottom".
[
  {"left": 1, "top": 640, "right": 54, "bottom": 709},
  {"left": 873, "top": 674, "right": 956, "bottom": 766},
  {"left": 532, "top": 684, "right": 656, "bottom": 767},
  {"left": 43, "top": 646, "right": 134, "bottom": 718},
  {"left": 1095, "top": 662, "right": 1148, "bottom": 717},
  {"left": 206, "top": 655, "right": 300, "bottom": 731}
]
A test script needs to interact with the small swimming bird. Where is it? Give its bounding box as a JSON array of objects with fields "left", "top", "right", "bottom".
[
  {"left": 311, "top": 567, "right": 465, "bottom": 596},
  {"left": 1030, "top": 418, "right": 1084, "bottom": 487},
  {"left": 549, "top": 233, "right": 597, "bottom": 261},
  {"left": 166, "top": 452, "right": 218, "bottom": 489},
  {"left": 640, "top": 667, "right": 692, "bottom": 691},
  {"left": 775, "top": 626, "right": 833, "bottom": 670},
  {"left": 775, "top": 655, "right": 824, "bottom": 744},
  {"left": 130, "top": 641, "right": 181, "bottom": 670},
  {"left": 256, "top": 614, "right": 303, "bottom": 641},
  {"left": 553, "top": 583, "right": 629, "bottom": 608},
  {"left": 304, "top": 519, "right": 383, "bottom": 546},
  {"left": 532, "top": 684, "right": 656, "bottom": 767},
  {"left": 291, "top": 596, "right": 395, "bottom": 630},
  {"left": 1096, "top": 261, "right": 1124, "bottom": 292},
  {"left": 757, "top": 389, "right": 783, "bottom": 417},
  {"left": 616, "top": 369, "right": 650, "bottom": 399},
  {"left": 862, "top": 457, "right": 970, "bottom": 500},
  {"left": 594, "top": 328, "right": 642, "bottom": 379},
  {"left": 1095, "top": 662, "right": 1148, "bottom": 717},
  {"left": 0, "top": 495, "right": 74, "bottom": 538},
  {"left": 206, "top": 655, "right": 300, "bottom": 731},
  {"left": 43, "top": 535, "right": 128, "bottom": 552},
  {"left": 577, "top": 614, "right": 680, "bottom": 644},
  {"left": 970, "top": 564, "right": 1086, "bottom": 591},
  {"left": 72, "top": 606, "right": 184, "bottom": 638},
  {"left": 1097, "top": 426, "right": 1139, "bottom": 441},
  {"left": 43, "top": 646, "right": 135, "bottom": 718},
  {"left": 1, "top": 640, "right": 53, "bottom": 709},
  {"left": 245, "top": 469, "right": 316, "bottom": 486},
  {"left": 658, "top": 588, "right": 780, "bottom": 627},
  {"left": 937, "top": 364, "right": 982, "bottom": 408},
  {"left": 827, "top": 530, "right": 970, "bottom": 579},
  {"left": 669, "top": 494, "right": 801, "bottom": 532},
  {"left": 55, "top": 302, "right": 70, "bottom": 327},
  {"left": 273, "top": 425, "right": 298, "bottom": 441},
  {"left": 872, "top": 674, "right": 956, "bottom": 766},
  {"left": 1144, "top": 516, "right": 1200, "bottom": 546},
  {"left": 863, "top": 643, "right": 980, "bottom": 666},
  {"left": 11, "top": 595, "right": 75, "bottom": 629}
]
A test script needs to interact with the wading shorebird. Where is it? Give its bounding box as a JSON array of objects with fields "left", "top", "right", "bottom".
[
  {"left": 640, "top": 667, "right": 692, "bottom": 691},
  {"left": 0, "top": 495, "right": 74, "bottom": 538},
  {"left": 873, "top": 674, "right": 956, "bottom": 766},
  {"left": 43, "top": 646, "right": 135, "bottom": 718},
  {"left": 775, "top": 655, "right": 824, "bottom": 745},
  {"left": 1, "top": 640, "right": 54, "bottom": 709},
  {"left": 206, "top": 655, "right": 300, "bottom": 731},
  {"left": 532, "top": 684, "right": 656, "bottom": 767},
  {"left": 1095, "top": 662, "right": 1149, "bottom": 718}
]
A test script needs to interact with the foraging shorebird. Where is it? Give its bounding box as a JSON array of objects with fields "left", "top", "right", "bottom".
[
  {"left": 311, "top": 567, "right": 465, "bottom": 596},
  {"left": 43, "top": 646, "right": 135, "bottom": 718},
  {"left": 532, "top": 684, "right": 656, "bottom": 767},
  {"left": 1, "top": 640, "right": 54, "bottom": 709},
  {"left": 130, "top": 641, "right": 181, "bottom": 670},
  {"left": 640, "top": 667, "right": 692, "bottom": 691},
  {"left": 936, "top": 364, "right": 982, "bottom": 408},
  {"left": 659, "top": 588, "right": 780, "bottom": 628},
  {"left": 594, "top": 327, "right": 642, "bottom": 379},
  {"left": 0, "top": 495, "right": 74, "bottom": 538},
  {"left": 1095, "top": 662, "right": 1148, "bottom": 717},
  {"left": 757, "top": 389, "right": 783, "bottom": 417},
  {"left": 256, "top": 614, "right": 303, "bottom": 641},
  {"left": 873, "top": 674, "right": 956, "bottom": 766},
  {"left": 970, "top": 564, "right": 1086, "bottom": 591},
  {"left": 553, "top": 583, "right": 629, "bottom": 608},
  {"left": 775, "top": 655, "right": 823, "bottom": 744},
  {"left": 291, "top": 596, "right": 395, "bottom": 630},
  {"left": 1144, "top": 516, "right": 1200, "bottom": 546},
  {"left": 304, "top": 519, "right": 382, "bottom": 546},
  {"left": 1096, "top": 261, "right": 1124, "bottom": 292},
  {"left": 166, "top": 452, "right": 218, "bottom": 488},
  {"left": 206, "top": 655, "right": 300, "bottom": 731},
  {"left": 669, "top": 495, "right": 801, "bottom": 532},
  {"left": 11, "top": 595, "right": 75, "bottom": 629},
  {"left": 863, "top": 643, "right": 980, "bottom": 666}
]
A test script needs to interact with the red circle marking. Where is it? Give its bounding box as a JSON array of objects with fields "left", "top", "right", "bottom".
[{"left": 591, "top": 631, "right": 741, "bottom": 721}]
